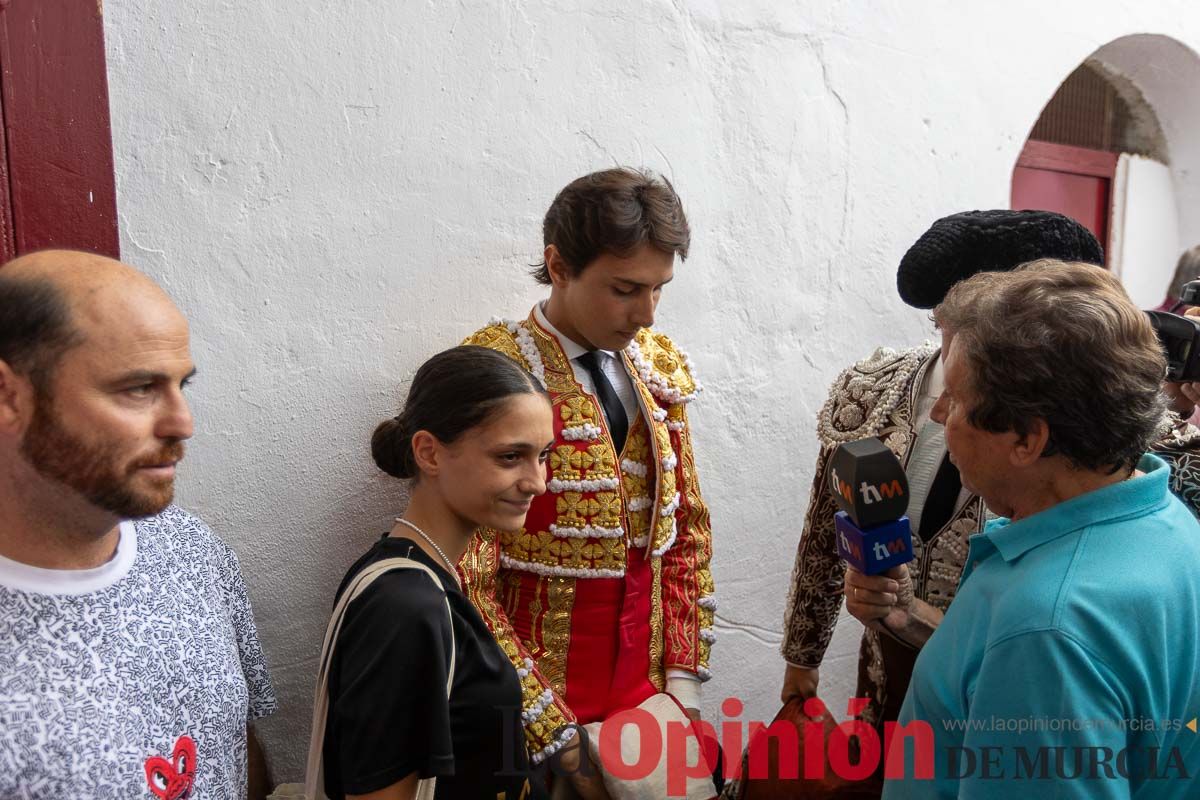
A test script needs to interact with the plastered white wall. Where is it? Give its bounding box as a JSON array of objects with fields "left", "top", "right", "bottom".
[
  {"left": 1112, "top": 154, "right": 1181, "bottom": 307},
  {"left": 101, "top": 1, "right": 1200, "bottom": 780}
]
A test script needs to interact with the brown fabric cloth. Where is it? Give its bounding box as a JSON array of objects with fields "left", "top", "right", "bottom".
[{"left": 730, "top": 699, "right": 883, "bottom": 800}]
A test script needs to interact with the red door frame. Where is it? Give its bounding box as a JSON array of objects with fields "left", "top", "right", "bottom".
[
  {"left": 1012, "top": 140, "right": 1118, "bottom": 261},
  {"left": 0, "top": 1, "right": 119, "bottom": 260},
  {"left": 1015, "top": 140, "right": 1119, "bottom": 178}
]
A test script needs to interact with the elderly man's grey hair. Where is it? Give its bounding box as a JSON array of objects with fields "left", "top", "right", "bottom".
[{"left": 934, "top": 259, "right": 1167, "bottom": 474}]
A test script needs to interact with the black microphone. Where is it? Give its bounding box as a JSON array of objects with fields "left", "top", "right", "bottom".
[{"left": 830, "top": 438, "right": 915, "bottom": 575}]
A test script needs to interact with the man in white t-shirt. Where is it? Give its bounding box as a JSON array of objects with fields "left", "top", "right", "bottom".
[{"left": 0, "top": 251, "right": 276, "bottom": 799}]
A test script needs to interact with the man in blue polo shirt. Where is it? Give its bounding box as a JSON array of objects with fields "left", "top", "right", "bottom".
[{"left": 881, "top": 260, "right": 1200, "bottom": 799}]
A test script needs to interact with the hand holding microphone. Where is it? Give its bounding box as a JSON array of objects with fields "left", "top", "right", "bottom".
[
  {"left": 844, "top": 563, "right": 915, "bottom": 631},
  {"left": 830, "top": 438, "right": 942, "bottom": 648}
]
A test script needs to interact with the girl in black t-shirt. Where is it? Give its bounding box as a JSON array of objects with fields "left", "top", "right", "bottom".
[{"left": 321, "top": 346, "right": 555, "bottom": 800}]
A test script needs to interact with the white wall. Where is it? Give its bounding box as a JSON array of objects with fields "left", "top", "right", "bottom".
[
  {"left": 102, "top": 0, "right": 1200, "bottom": 780},
  {"left": 1111, "top": 154, "right": 1181, "bottom": 307}
]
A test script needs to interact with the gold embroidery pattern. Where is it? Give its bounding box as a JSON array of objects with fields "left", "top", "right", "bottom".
[
  {"left": 659, "top": 463, "right": 677, "bottom": 500},
  {"left": 499, "top": 568, "right": 522, "bottom": 620},
  {"left": 549, "top": 445, "right": 582, "bottom": 480},
  {"left": 528, "top": 586, "right": 545, "bottom": 654},
  {"left": 623, "top": 423, "right": 650, "bottom": 464},
  {"left": 555, "top": 492, "right": 598, "bottom": 528},
  {"left": 560, "top": 395, "right": 599, "bottom": 427},
  {"left": 627, "top": 377, "right": 678, "bottom": 554},
  {"left": 584, "top": 444, "right": 616, "bottom": 478},
  {"left": 472, "top": 316, "right": 712, "bottom": 682},
  {"left": 638, "top": 329, "right": 698, "bottom": 398},
  {"left": 622, "top": 333, "right": 714, "bottom": 676},
  {"left": 623, "top": 473, "right": 649, "bottom": 504},
  {"left": 459, "top": 526, "right": 576, "bottom": 756},
  {"left": 500, "top": 528, "right": 627, "bottom": 570},
  {"left": 514, "top": 318, "right": 655, "bottom": 571},
  {"left": 461, "top": 324, "right": 528, "bottom": 370},
  {"left": 649, "top": 557, "right": 666, "bottom": 690},
  {"left": 591, "top": 492, "right": 622, "bottom": 529},
  {"left": 660, "top": 517, "right": 707, "bottom": 667},
  {"left": 494, "top": 633, "right": 572, "bottom": 751},
  {"left": 549, "top": 444, "right": 617, "bottom": 484},
  {"left": 687, "top": 450, "right": 716, "bottom": 671},
  {"left": 654, "top": 397, "right": 718, "bottom": 674},
  {"left": 621, "top": 425, "right": 651, "bottom": 501},
  {"left": 623, "top": 420, "right": 654, "bottom": 544},
  {"left": 527, "top": 320, "right": 576, "bottom": 394},
  {"left": 542, "top": 576, "right": 574, "bottom": 697},
  {"left": 651, "top": 460, "right": 679, "bottom": 553},
  {"left": 662, "top": 583, "right": 690, "bottom": 666}
]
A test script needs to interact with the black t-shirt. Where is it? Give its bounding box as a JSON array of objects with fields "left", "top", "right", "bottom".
[{"left": 323, "top": 535, "right": 546, "bottom": 800}]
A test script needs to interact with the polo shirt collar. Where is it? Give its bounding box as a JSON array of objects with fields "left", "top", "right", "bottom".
[
  {"left": 983, "top": 453, "right": 1172, "bottom": 562},
  {"left": 533, "top": 301, "right": 618, "bottom": 361}
]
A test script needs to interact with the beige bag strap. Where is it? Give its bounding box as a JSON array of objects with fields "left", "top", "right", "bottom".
[{"left": 304, "top": 556, "right": 456, "bottom": 800}]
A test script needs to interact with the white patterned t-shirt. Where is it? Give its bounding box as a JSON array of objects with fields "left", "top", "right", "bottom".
[{"left": 0, "top": 505, "right": 276, "bottom": 800}]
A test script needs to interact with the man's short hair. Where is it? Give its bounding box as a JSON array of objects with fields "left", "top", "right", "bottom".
[
  {"left": 0, "top": 273, "right": 82, "bottom": 389},
  {"left": 934, "top": 260, "right": 1166, "bottom": 473},
  {"left": 532, "top": 167, "right": 690, "bottom": 284}
]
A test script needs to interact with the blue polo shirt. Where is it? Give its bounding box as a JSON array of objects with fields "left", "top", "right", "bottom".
[{"left": 883, "top": 454, "right": 1200, "bottom": 799}]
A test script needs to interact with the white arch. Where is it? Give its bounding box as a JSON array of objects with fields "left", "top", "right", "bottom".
[
  {"left": 1093, "top": 35, "right": 1200, "bottom": 304},
  {"left": 1015, "top": 34, "right": 1200, "bottom": 304},
  {"left": 1089, "top": 35, "right": 1200, "bottom": 251}
]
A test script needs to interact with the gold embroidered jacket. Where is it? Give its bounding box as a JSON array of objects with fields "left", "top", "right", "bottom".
[
  {"left": 781, "top": 345, "right": 986, "bottom": 729},
  {"left": 459, "top": 311, "right": 716, "bottom": 762}
]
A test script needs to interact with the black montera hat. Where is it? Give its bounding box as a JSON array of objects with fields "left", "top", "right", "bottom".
[{"left": 896, "top": 209, "right": 1104, "bottom": 309}]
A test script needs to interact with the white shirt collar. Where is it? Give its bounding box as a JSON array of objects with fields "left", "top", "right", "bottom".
[
  {"left": 0, "top": 520, "right": 138, "bottom": 596},
  {"left": 533, "top": 301, "right": 618, "bottom": 362},
  {"left": 921, "top": 354, "right": 945, "bottom": 401}
]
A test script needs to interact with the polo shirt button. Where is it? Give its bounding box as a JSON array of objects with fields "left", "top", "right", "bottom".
[{"left": 972, "top": 561, "right": 980, "bottom": 569}]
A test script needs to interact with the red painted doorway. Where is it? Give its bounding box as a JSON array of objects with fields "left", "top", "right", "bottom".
[
  {"left": 0, "top": 1, "right": 119, "bottom": 261},
  {"left": 1011, "top": 140, "right": 1117, "bottom": 264}
]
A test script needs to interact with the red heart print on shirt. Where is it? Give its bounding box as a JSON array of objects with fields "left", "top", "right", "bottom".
[{"left": 144, "top": 735, "right": 197, "bottom": 800}]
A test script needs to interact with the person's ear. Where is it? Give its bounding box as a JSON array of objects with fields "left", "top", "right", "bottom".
[
  {"left": 545, "top": 245, "right": 573, "bottom": 289},
  {"left": 410, "top": 430, "right": 443, "bottom": 477},
  {"left": 1010, "top": 418, "right": 1051, "bottom": 467},
  {"left": 0, "top": 360, "right": 34, "bottom": 435}
]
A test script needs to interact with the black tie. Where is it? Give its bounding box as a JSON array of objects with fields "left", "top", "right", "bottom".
[
  {"left": 576, "top": 351, "right": 628, "bottom": 453},
  {"left": 919, "top": 451, "right": 963, "bottom": 539}
]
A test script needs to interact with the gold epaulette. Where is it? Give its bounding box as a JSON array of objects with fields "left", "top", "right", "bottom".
[
  {"left": 628, "top": 329, "right": 700, "bottom": 406},
  {"left": 462, "top": 320, "right": 526, "bottom": 367}
]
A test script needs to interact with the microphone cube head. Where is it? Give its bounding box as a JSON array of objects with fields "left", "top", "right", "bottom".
[
  {"left": 829, "top": 438, "right": 910, "bottom": 528},
  {"left": 835, "top": 512, "right": 915, "bottom": 576}
]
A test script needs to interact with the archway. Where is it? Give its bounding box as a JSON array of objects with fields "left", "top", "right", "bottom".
[{"left": 1012, "top": 34, "right": 1200, "bottom": 308}]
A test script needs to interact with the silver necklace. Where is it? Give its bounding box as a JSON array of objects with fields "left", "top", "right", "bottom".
[{"left": 393, "top": 517, "right": 461, "bottom": 588}]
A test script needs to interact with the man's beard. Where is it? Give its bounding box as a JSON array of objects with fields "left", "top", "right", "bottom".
[{"left": 20, "top": 394, "right": 185, "bottom": 519}]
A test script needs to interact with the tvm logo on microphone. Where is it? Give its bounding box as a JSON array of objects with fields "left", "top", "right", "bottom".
[
  {"left": 871, "top": 537, "right": 908, "bottom": 560},
  {"left": 830, "top": 468, "right": 906, "bottom": 506},
  {"left": 830, "top": 437, "right": 915, "bottom": 576},
  {"left": 836, "top": 529, "right": 908, "bottom": 562}
]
